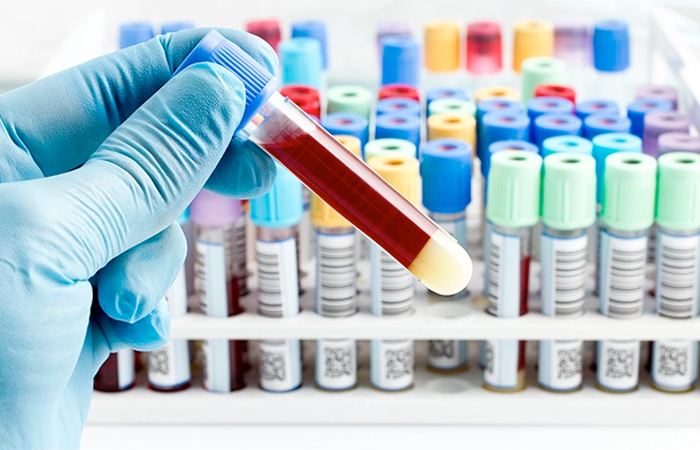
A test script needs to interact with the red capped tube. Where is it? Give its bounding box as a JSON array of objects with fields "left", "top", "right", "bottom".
[
  {"left": 534, "top": 84, "right": 576, "bottom": 105},
  {"left": 246, "top": 20, "right": 282, "bottom": 52},
  {"left": 466, "top": 21, "right": 502, "bottom": 75},
  {"left": 378, "top": 83, "right": 420, "bottom": 102},
  {"left": 280, "top": 85, "right": 321, "bottom": 119}
]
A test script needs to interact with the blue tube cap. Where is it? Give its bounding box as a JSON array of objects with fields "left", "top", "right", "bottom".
[
  {"left": 477, "top": 99, "right": 524, "bottom": 160},
  {"left": 381, "top": 36, "right": 421, "bottom": 87},
  {"left": 174, "top": 30, "right": 278, "bottom": 133},
  {"left": 542, "top": 136, "right": 593, "bottom": 158},
  {"left": 119, "top": 22, "right": 154, "bottom": 48},
  {"left": 627, "top": 98, "right": 674, "bottom": 138},
  {"left": 250, "top": 163, "right": 304, "bottom": 228},
  {"left": 161, "top": 22, "right": 195, "bottom": 34},
  {"left": 291, "top": 20, "right": 329, "bottom": 69},
  {"left": 483, "top": 140, "right": 538, "bottom": 178},
  {"left": 321, "top": 113, "right": 370, "bottom": 148},
  {"left": 279, "top": 38, "right": 323, "bottom": 89},
  {"left": 576, "top": 99, "right": 619, "bottom": 120},
  {"left": 376, "top": 98, "right": 421, "bottom": 117},
  {"left": 583, "top": 114, "right": 631, "bottom": 139},
  {"left": 421, "top": 139, "right": 473, "bottom": 213},
  {"left": 375, "top": 112, "right": 422, "bottom": 153},
  {"left": 593, "top": 20, "right": 630, "bottom": 72},
  {"left": 427, "top": 88, "right": 471, "bottom": 106},
  {"left": 534, "top": 114, "right": 582, "bottom": 149},
  {"left": 527, "top": 96, "right": 575, "bottom": 121},
  {"left": 482, "top": 111, "right": 531, "bottom": 163},
  {"left": 592, "top": 132, "right": 642, "bottom": 203}
]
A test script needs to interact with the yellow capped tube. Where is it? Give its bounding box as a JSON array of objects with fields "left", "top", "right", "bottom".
[
  {"left": 474, "top": 85, "right": 521, "bottom": 102},
  {"left": 424, "top": 21, "right": 461, "bottom": 72},
  {"left": 513, "top": 19, "right": 554, "bottom": 73},
  {"left": 427, "top": 113, "right": 477, "bottom": 152}
]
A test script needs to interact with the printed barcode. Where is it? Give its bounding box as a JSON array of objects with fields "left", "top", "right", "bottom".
[
  {"left": 602, "top": 233, "right": 647, "bottom": 319},
  {"left": 233, "top": 217, "right": 248, "bottom": 294},
  {"left": 657, "top": 233, "right": 699, "bottom": 319},
  {"left": 317, "top": 233, "right": 357, "bottom": 317},
  {"left": 195, "top": 246, "right": 208, "bottom": 314},
  {"left": 257, "top": 239, "right": 297, "bottom": 317},
  {"left": 379, "top": 250, "right": 414, "bottom": 316},
  {"left": 485, "top": 236, "right": 502, "bottom": 315},
  {"left": 552, "top": 237, "right": 588, "bottom": 317}
]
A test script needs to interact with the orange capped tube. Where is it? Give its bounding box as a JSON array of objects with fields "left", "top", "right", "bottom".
[{"left": 513, "top": 20, "right": 554, "bottom": 73}]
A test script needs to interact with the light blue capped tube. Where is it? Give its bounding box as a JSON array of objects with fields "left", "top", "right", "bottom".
[
  {"left": 533, "top": 114, "right": 582, "bottom": 149},
  {"left": 421, "top": 138, "right": 472, "bottom": 372},
  {"left": 592, "top": 133, "right": 641, "bottom": 205},
  {"left": 250, "top": 164, "right": 304, "bottom": 392},
  {"left": 292, "top": 20, "right": 329, "bottom": 69},
  {"left": 279, "top": 38, "right": 323, "bottom": 89},
  {"left": 542, "top": 135, "right": 593, "bottom": 158},
  {"left": 119, "top": 22, "right": 154, "bottom": 48}
]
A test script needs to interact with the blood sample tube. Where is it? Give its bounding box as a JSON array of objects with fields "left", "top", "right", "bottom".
[
  {"left": 481, "top": 111, "right": 531, "bottom": 158},
  {"left": 147, "top": 211, "right": 192, "bottom": 392},
  {"left": 364, "top": 138, "right": 416, "bottom": 162},
  {"left": 538, "top": 153, "right": 596, "bottom": 392},
  {"left": 279, "top": 85, "right": 321, "bottom": 120},
  {"left": 527, "top": 96, "right": 575, "bottom": 141},
  {"left": 476, "top": 98, "right": 523, "bottom": 161},
  {"left": 592, "top": 21, "right": 631, "bottom": 110},
  {"left": 94, "top": 348, "right": 136, "bottom": 392},
  {"left": 582, "top": 114, "right": 631, "bottom": 140},
  {"left": 423, "top": 21, "right": 461, "bottom": 90},
  {"left": 250, "top": 164, "right": 304, "bottom": 392},
  {"left": 521, "top": 57, "right": 567, "bottom": 104},
  {"left": 596, "top": 152, "right": 656, "bottom": 393},
  {"left": 533, "top": 114, "right": 582, "bottom": 150},
  {"left": 326, "top": 85, "right": 373, "bottom": 120},
  {"left": 367, "top": 155, "right": 419, "bottom": 391},
  {"left": 427, "top": 113, "right": 477, "bottom": 152},
  {"left": 651, "top": 152, "right": 700, "bottom": 392},
  {"left": 642, "top": 112, "right": 691, "bottom": 158},
  {"left": 161, "top": 22, "right": 194, "bottom": 34},
  {"left": 279, "top": 38, "right": 323, "bottom": 90},
  {"left": 376, "top": 98, "right": 421, "bottom": 117},
  {"left": 626, "top": 99, "right": 673, "bottom": 139},
  {"left": 246, "top": 20, "right": 282, "bottom": 53},
  {"left": 513, "top": 20, "right": 554, "bottom": 73},
  {"left": 378, "top": 83, "right": 421, "bottom": 102},
  {"left": 426, "top": 87, "right": 471, "bottom": 107},
  {"left": 636, "top": 85, "right": 678, "bottom": 111},
  {"left": 381, "top": 36, "right": 420, "bottom": 87},
  {"left": 176, "top": 31, "right": 472, "bottom": 296},
  {"left": 311, "top": 140, "right": 360, "bottom": 391},
  {"left": 474, "top": 86, "right": 521, "bottom": 103},
  {"left": 428, "top": 99, "right": 476, "bottom": 118},
  {"left": 291, "top": 20, "right": 329, "bottom": 70},
  {"left": 375, "top": 112, "right": 421, "bottom": 155},
  {"left": 575, "top": 100, "right": 619, "bottom": 121},
  {"left": 321, "top": 112, "right": 369, "bottom": 149},
  {"left": 191, "top": 190, "right": 246, "bottom": 392},
  {"left": 466, "top": 21, "right": 503, "bottom": 90},
  {"left": 119, "top": 22, "right": 154, "bottom": 49},
  {"left": 553, "top": 22, "right": 590, "bottom": 96},
  {"left": 421, "top": 139, "right": 472, "bottom": 372},
  {"left": 541, "top": 135, "right": 592, "bottom": 158},
  {"left": 534, "top": 84, "right": 576, "bottom": 105},
  {"left": 658, "top": 133, "right": 700, "bottom": 155}
]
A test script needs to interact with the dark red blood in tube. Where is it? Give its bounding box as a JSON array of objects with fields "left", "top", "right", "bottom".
[
  {"left": 229, "top": 340, "right": 247, "bottom": 390},
  {"left": 94, "top": 353, "right": 135, "bottom": 392},
  {"left": 520, "top": 255, "right": 531, "bottom": 316}
]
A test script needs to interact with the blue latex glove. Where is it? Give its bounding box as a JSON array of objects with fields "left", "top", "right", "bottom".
[{"left": 0, "top": 29, "right": 277, "bottom": 448}]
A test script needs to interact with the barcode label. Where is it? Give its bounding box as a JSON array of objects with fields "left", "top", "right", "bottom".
[
  {"left": 428, "top": 340, "right": 468, "bottom": 371},
  {"left": 316, "top": 232, "right": 357, "bottom": 317},
  {"left": 256, "top": 238, "right": 299, "bottom": 318},
  {"left": 540, "top": 234, "right": 588, "bottom": 317},
  {"left": 196, "top": 239, "right": 226, "bottom": 317},
  {"left": 116, "top": 348, "right": 135, "bottom": 390},
  {"left": 370, "top": 245, "right": 414, "bottom": 316},
  {"left": 656, "top": 231, "right": 700, "bottom": 319},
  {"left": 485, "top": 229, "right": 522, "bottom": 318},
  {"left": 538, "top": 340, "right": 582, "bottom": 391},
  {"left": 370, "top": 339, "right": 414, "bottom": 391},
  {"left": 233, "top": 216, "right": 249, "bottom": 295},
  {"left": 148, "top": 339, "right": 191, "bottom": 390},
  {"left": 259, "top": 339, "right": 302, "bottom": 392},
  {"left": 651, "top": 340, "right": 699, "bottom": 391},
  {"left": 315, "top": 339, "right": 357, "bottom": 390},
  {"left": 483, "top": 339, "right": 524, "bottom": 390},
  {"left": 648, "top": 226, "right": 657, "bottom": 264},
  {"left": 597, "top": 340, "right": 640, "bottom": 392},
  {"left": 599, "top": 231, "right": 647, "bottom": 319}
]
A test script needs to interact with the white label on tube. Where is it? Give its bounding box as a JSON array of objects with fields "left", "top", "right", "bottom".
[
  {"left": 428, "top": 340, "right": 468, "bottom": 371},
  {"left": 656, "top": 231, "right": 700, "bottom": 319},
  {"left": 370, "top": 245, "right": 415, "bottom": 316},
  {"left": 599, "top": 231, "right": 647, "bottom": 319},
  {"left": 483, "top": 339, "right": 521, "bottom": 390},
  {"left": 256, "top": 238, "right": 299, "bottom": 318},
  {"left": 315, "top": 339, "right": 357, "bottom": 391},
  {"left": 196, "top": 239, "right": 228, "bottom": 318},
  {"left": 435, "top": 216, "right": 467, "bottom": 250},
  {"left": 370, "top": 339, "right": 414, "bottom": 391},
  {"left": 233, "top": 215, "right": 248, "bottom": 293},
  {"left": 540, "top": 233, "right": 588, "bottom": 317},
  {"left": 316, "top": 231, "right": 357, "bottom": 317},
  {"left": 485, "top": 229, "right": 521, "bottom": 318},
  {"left": 116, "top": 348, "right": 135, "bottom": 390},
  {"left": 652, "top": 340, "right": 698, "bottom": 392},
  {"left": 166, "top": 266, "right": 188, "bottom": 318},
  {"left": 202, "top": 339, "right": 231, "bottom": 393},
  {"left": 259, "top": 339, "right": 302, "bottom": 392},
  {"left": 148, "top": 339, "right": 191, "bottom": 390},
  {"left": 538, "top": 340, "right": 583, "bottom": 391},
  {"left": 597, "top": 340, "right": 640, "bottom": 392}
]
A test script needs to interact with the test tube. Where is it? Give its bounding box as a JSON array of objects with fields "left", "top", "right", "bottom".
[
  {"left": 626, "top": 99, "right": 674, "bottom": 139},
  {"left": 636, "top": 85, "right": 678, "bottom": 111},
  {"left": 521, "top": 57, "right": 567, "bottom": 104},
  {"left": 279, "top": 38, "right": 323, "bottom": 90},
  {"left": 596, "top": 152, "right": 656, "bottom": 393},
  {"left": 512, "top": 20, "right": 554, "bottom": 73},
  {"left": 427, "top": 113, "right": 477, "bottom": 152},
  {"left": 378, "top": 83, "right": 421, "bottom": 102},
  {"left": 191, "top": 190, "right": 246, "bottom": 392},
  {"left": 527, "top": 96, "right": 575, "bottom": 141},
  {"left": 176, "top": 31, "right": 472, "bottom": 296},
  {"left": 375, "top": 112, "right": 421, "bottom": 156},
  {"left": 311, "top": 138, "right": 360, "bottom": 391},
  {"left": 541, "top": 135, "right": 592, "bottom": 158},
  {"left": 538, "top": 153, "right": 596, "bottom": 392},
  {"left": 279, "top": 85, "right": 321, "bottom": 120},
  {"left": 423, "top": 21, "right": 461, "bottom": 90},
  {"left": 426, "top": 87, "right": 471, "bottom": 107},
  {"left": 421, "top": 139, "right": 472, "bottom": 372},
  {"left": 582, "top": 114, "right": 630, "bottom": 140},
  {"left": 381, "top": 36, "right": 420, "bottom": 87},
  {"left": 427, "top": 98, "right": 476, "bottom": 118},
  {"left": 533, "top": 114, "right": 582, "bottom": 150},
  {"left": 326, "top": 85, "right": 373, "bottom": 120},
  {"left": 376, "top": 98, "right": 421, "bottom": 117},
  {"left": 147, "top": 210, "right": 192, "bottom": 392},
  {"left": 658, "top": 133, "right": 700, "bottom": 155},
  {"left": 476, "top": 98, "right": 523, "bottom": 162},
  {"left": 119, "top": 22, "right": 154, "bottom": 49},
  {"left": 250, "top": 164, "right": 304, "bottom": 392},
  {"left": 575, "top": 100, "right": 619, "bottom": 121},
  {"left": 291, "top": 20, "right": 329, "bottom": 70},
  {"left": 246, "top": 20, "right": 282, "bottom": 53},
  {"left": 651, "top": 152, "right": 700, "bottom": 392},
  {"left": 642, "top": 112, "right": 691, "bottom": 158},
  {"left": 321, "top": 112, "right": 369, "bottom": 150},
  {"left": 483, "top": 151, "right": 542, "bottom": 391},
  {"left": 94, "top": 348, "right": 136, "bottom": 392},
  {"left": 481, "top": 111, "right": 531, "bottom": 160},
  {"left": 534, "top": 84, "right": 576, "bottom": 105},
  {"left": 367, "top": 155, "right": 418, "bottom": 391},
  {"left": 466, "top": 21, "right": 503, "bottom": 91},
  {"left": 592, "top": 20, "right": 631, "bottom": 109}
]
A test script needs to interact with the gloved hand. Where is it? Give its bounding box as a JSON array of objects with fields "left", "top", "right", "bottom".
[{"left": 0, "top": 28, "right": 277, "bottom": 449}]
